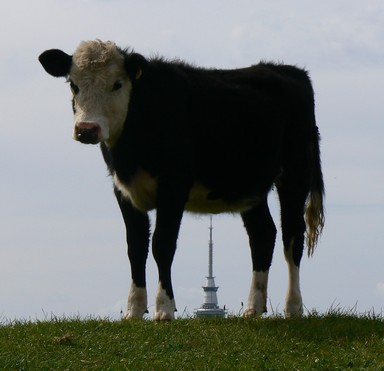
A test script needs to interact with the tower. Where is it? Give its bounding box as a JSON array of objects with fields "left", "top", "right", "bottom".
[{"left": 194, "top": 216, "right": 226, "bottom": 318}]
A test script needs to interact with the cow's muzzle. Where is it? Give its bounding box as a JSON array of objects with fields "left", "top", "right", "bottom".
[{"left": 74, "top": 122, "right": 101, "bottom": 144}]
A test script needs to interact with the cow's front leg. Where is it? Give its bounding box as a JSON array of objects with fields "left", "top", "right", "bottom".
[
  {"left": 115, "top": 190, "right": 150, "bottom": 319},
  {"left": 152, "top": 177, "right": 190, "bottom": 321}
]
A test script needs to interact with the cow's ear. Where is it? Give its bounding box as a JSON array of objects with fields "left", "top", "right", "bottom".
[
  {"left": 39, "top": 49, "right": 72, "bottom": 77},
  {"left": 124, "top": 53, "right": 147, "bottom": 81}
]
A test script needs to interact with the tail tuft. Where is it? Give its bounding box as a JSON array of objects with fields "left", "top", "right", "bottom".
[{"left": 305, "top": 190, "right": 325, "bottom": 256}]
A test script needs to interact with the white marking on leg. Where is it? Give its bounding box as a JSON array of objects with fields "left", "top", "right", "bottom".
[
  {"left": 244, "top": 270, "right": 269, "bottom": 317},
  {"left": 284, "top": 239, "right": 303, "bottom": 316},
  {"left": 153, "top": 283, "right": 176, "bottom": 321},
  {"left": 124, "top": 283, "right": 147, "bottom": 319}
]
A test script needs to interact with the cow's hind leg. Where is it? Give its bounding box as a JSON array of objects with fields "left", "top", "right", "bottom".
[
  {"left": 241, "top": 198, "right": 277, "bottom": 316},
  {"left": 277, "top": 181, "right": 308, "bottom": 316},
  {"left": 115, "top": 191, "right": 150, "bottom": 319}
]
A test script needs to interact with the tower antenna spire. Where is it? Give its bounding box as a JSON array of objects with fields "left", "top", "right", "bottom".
[{"left": 208, "top": 215, "right": 213, "bottom": 278}]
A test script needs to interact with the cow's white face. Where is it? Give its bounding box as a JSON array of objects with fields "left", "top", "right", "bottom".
[
  {"left": 69, "top": 41, "right": 132, "bottom": 146},
  {"left": 39, "top": 40, "right": 145, "bottom": 147}
]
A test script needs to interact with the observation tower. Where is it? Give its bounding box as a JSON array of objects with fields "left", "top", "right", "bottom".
[{"left": 194, "top": 216, "right": 226, "bottom": 318}]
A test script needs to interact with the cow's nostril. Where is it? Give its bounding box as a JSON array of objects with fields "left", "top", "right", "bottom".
[{"left": 75, "top": 122, "right": 101, "bottom": 144}]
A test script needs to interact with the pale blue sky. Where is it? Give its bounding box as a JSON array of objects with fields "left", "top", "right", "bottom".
[{"left": 1, "top": 0, "right": 384, "bottom": 320}]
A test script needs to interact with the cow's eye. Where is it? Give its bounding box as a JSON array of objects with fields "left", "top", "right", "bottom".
[
  {"left": 70, "top": 81, "right": 79, "bottom": 95},
  {"left": 112, "top": 80, "right": 123, "bottom": 91}
]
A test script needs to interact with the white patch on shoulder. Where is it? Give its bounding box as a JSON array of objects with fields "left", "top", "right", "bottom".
[
  {"left": 113, "top": 170, "right": 157, "bottom": 212},
  {"left": 284, "top": 238, "right": 303, "bottom": 316},
  {"left": 244, "top": 270, "right": 269, "bottom": 316},
  {"left": 186, "top": 182, "right": 256, "bottom": 214},
  {"left": 124, "top": 283, "right": 147, "bottom": 319},
  {"left": 154, "top": 284, "right": 176, "bottom": 321}
]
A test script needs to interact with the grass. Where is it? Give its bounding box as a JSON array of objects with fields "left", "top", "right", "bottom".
[{"left": 1, "top": 311, "right": 383, "bottom": 370}]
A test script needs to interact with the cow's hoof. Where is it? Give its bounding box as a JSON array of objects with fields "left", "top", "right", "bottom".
[
  {"left": 243, "top": 308, "right": 257, "bottom": 317},
  {"left": 285, "top": 292, "right": 303, "bottom": 317},
  {"left": 153, "top": 310, "right": 175, "bottom": 321},
  {"left": 285, "top": 303, "right": 303, "bottom": 317},
  {"left": 243, "top": 306, "right": 266, "bottom": 317},
  {"left": 123, "top": 310, "right": 146, "bottom": 320}
]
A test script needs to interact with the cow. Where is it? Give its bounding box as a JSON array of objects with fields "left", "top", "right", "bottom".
[{"left": 39, "top": 40, "right": 324, "bottom": 320}]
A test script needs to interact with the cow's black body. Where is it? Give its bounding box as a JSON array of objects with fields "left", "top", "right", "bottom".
[{"left": 39, "top": 43, "right": 324, "bottom": 319}]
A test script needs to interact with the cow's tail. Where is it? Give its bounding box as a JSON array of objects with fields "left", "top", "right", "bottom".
[{"left": 305, "top": 126, "right": 325, "bottom": 257}]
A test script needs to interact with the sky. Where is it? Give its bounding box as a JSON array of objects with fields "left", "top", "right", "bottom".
[{"left": 1, "top": 0, "right": 384, "bottom": 321}]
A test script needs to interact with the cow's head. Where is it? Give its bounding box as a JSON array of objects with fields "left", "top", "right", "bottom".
[{"left": 39, "top": 40, "right": 146, "bottom": 147}]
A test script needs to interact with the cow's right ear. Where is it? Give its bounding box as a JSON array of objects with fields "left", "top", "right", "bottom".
[
  {"left": 39, "top": 49, "right": 72, "bottom": 77},
  {"left": 124, "top": 53, "right": 148, "bottom": 81}
]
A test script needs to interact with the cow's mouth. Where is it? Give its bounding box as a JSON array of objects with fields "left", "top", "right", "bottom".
[{"left": 74, "top": 122, "right": 101, "bottom": 144}]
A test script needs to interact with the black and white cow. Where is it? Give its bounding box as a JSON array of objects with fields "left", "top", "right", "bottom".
[{"left": 39, "top": 40, "right": 324, "bottom": 320}]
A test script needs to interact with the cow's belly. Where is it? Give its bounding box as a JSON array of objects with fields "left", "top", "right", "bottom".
[
  {"left": 185, "top": 182, "right": 257, "bottom": 214},
  {"left": 113, "top": 170, "right": 257, "bottom": 214}
]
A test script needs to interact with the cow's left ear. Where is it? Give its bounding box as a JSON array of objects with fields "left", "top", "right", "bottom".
[
  {"left": 124, "top": 53, "right": 147, "bottom": 81},
  {"left": 39, "top": 49, "right": 72, "bottom": 77}
]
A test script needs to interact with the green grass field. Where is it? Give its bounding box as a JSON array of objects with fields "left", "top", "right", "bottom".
[{"left": 1, "top": 312, "right": 383, "bottom": 370}]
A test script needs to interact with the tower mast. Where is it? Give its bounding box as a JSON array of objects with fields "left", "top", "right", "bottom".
[{"left": 208, "top": 215, "right": 213, "bottom": 278}]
